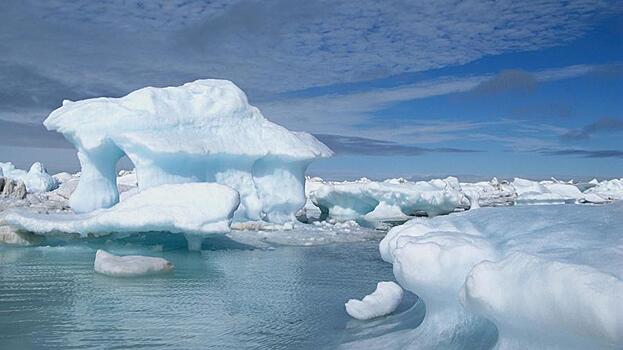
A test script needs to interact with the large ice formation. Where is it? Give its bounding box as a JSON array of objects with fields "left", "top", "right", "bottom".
[
  {"left": 376, "top": 202, "right": 623, "bottom": 349},
  {"left": 307, "top": 177, "right": 468, "bottom": 220},
  {"left": 345, "top": 281, "right": 404, "bottom": 320},
  {"left": 94, "top": 249, "right": 173, "bottom": 277},
  {"left": 44, "top": 79, "right": 332, "bottom": 222},
  {"left": 1, "top": 183, "right": 239, "bottom": 237}
]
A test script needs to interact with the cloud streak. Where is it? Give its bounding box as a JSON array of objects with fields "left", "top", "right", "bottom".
[
  {"left": 539, "top": 148, "right": 623, "bottom": 159},
  {"left": 560, "top": 117, "right": 623, "bottom": 141},
  {"left": 472, "top": 70, "right": 538, "bottom": 94},
  {"left": 314, "top": 134, "right": 480, "bottom": 156}
]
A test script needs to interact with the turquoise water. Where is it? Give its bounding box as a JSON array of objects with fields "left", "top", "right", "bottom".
[{"left": 0, "top": 235, "right": 417, "bottom": 349}]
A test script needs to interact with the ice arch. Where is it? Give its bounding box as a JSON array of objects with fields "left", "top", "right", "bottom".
[{"left": 44, "top": 79, "right": 332, "bottom": 222}]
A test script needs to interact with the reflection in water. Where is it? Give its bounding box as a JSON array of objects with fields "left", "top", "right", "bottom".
[{"left": 0, "top": 238, "right": 399, "bottom": 349}]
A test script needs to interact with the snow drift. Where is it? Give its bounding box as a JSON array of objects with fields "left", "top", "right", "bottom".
[
  {"left": 94, "top": 249, "right": 173, "bottom": 277},
  {"left": 44, "top": 79, "right": 332, "bottom": 222}
]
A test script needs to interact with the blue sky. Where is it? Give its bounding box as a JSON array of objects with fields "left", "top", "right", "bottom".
[{"left": 0, "top": 0, "right": 622, "bottom": 179}]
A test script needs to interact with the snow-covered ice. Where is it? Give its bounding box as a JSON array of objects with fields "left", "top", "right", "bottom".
[
  {"left": 227, "top": 219, "right": 382, "bottom": 248},
  {"left": 94, "top": 249, "right": 173, "bottom": 277},
  {"left": 44, "top": 79, "right": 332, "bottom": 221},
  {"left": 345, "top": 281, "right": 404, "bottom": 320},
  {"left": 0, "top": 162, "right": 57, "bottom": 193},
  {"left": 511, "top": 178, "right": 608, "bottom": 205},
  {"left": 1, "top": 183, "right": 239, "bottom": 238},
  {"left": 461, "top": 252, "right": 623, "bottom": 349},
  {"left": 307, "top": 177, "right": 468, "bottom": 221},
  {"left": 459, "top": 177, "right": 516, "bottom": 208},
  {"left": 375, "top": 202, "right": 623, "bottom": 349},
  {"left": 585, "top": 178, "right": 623, "bottom": 200}
]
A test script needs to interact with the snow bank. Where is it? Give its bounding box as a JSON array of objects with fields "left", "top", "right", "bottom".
[
  {"left": 44, "top": 79, "right": 332, "bottom": 221},
  {"left": 1, "top": 183, "right": 239, "bottom": 238},
  {"left": 0, "top": 162, "right": 57, "bottom": 193},
  {"left": 345, "top": 281, "right": 403, "bottom": 320},
  {"left": 94, "top": 249, "right": 173, "bottom": 277},
  {"left": 308, "top": 177, "right": 467, "bottom": 220},
  {"left": 378, "top": 202, "right": 623, "bottom": 349}
]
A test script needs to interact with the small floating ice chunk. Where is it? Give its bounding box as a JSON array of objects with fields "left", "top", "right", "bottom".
[
  {"left": 94, "top": 249, "right": 173, "bottom": 277},
  {"left": 345, "top": 281, "right": 403, "bottom": 320}
]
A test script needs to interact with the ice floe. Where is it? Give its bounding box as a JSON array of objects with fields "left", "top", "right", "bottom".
[
  {"left": 94, "top": 249, "right": 173, "bottom": 277},
  {"left": 345, "top": 281, "right": 404, "bottom": 320}
]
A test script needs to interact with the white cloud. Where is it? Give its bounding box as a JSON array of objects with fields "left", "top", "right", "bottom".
[{"left": 0, "top": 0, "right": 617, "bottom": 102}]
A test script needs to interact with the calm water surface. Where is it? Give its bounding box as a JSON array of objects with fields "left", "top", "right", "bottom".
[{"left": 0, "top": 234, "right": 411, "bottom": 349}]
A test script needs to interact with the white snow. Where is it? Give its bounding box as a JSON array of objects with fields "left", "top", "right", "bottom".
[
  {"left": 379, "top": 202, "right": 623, "bottom": 349},
  {"left": 1, "top": 183, "right": 239, "bottom": 238},
  {"left": 345, "top": 281, "right": 404, "bottom": 320},
  {"left": 94, "top": 249, "right": 173, "bottom": 277},
  {"left": 308, "top": 177, "right": 468, "bottom": 220},
  {"left": 44, "top": 79, "right": 332, "bottom": 221}
]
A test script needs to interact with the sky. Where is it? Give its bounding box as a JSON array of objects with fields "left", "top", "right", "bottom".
[{"left": 0, "top": 0, "right": 622, "bottom": 180}]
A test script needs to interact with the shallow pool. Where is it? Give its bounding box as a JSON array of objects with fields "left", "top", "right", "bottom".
[{"left": 0, "top": 236, "right": 413, "bottom": 349}]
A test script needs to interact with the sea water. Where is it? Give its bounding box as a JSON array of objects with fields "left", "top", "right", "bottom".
[{"left": 0, "top": 235, "right": 416, "bottom": 349}]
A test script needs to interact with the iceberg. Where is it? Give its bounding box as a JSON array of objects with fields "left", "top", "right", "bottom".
[
  {"left": 1, "top": 183, "right": 239, "bottom": 238},
  {"left": 376, "top": 202, "right": 623, "bottom": 349},
  {"left": 94, "top": 249, "right": 173, "bottom": 277},
  {"left": 345, "top": 281, "right": 404, "bottom": 320},
  {"left": 44, "top": 79, "right": 332, "bottom": 222},
  {"left": 308, "top": 177, "right": 468, "bottom": 220}
]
